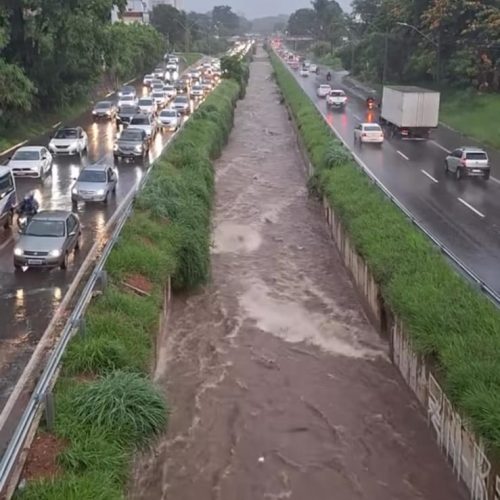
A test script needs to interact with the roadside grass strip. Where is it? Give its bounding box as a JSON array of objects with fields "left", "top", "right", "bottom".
[
  {"left": 16, "top": 78, "right": 243, "bottom": 499},
  {"left": 270, "top": 51, "right": 500, "bottom": 451}
]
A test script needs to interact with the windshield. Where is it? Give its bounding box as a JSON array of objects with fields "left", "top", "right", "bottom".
[
  {"left": 0, "top": 172, "right": 14, "bottom": 197},
  {"left": 25, "top": 220, "right": 65, "bottom": 237},
  {"left": 120, "top": 106, "right": 137, "bottom": 114},
  {"left": 193, "top": 86, "right": 202, "bottom": 90},
  {"left": 120, "top": 86, "right": 134, "bottom": 93},
  {"left": 165, "top": 86, "right": 174, "bottom": 90},
  {"left": 139, "top": 99, "right": 153, "bottom": 105},
  {"left": 131, "top": 117, "right": 149, "bottom": 125},
  {"left": 78, "top": 170, "right": 106, "bottom": 182},
  {"left": 95, "top": 102, "right": 111, "bottom": 109},
  {"left": 54, "top": 129, "right": 77, "bottom": 139},
  {"left": 153, "top": 93, "right": 164, "bottom": 98},
  {"left": 466, "top": 152, "right": 487, "bottom": 160},
  {"left": 121, "top": 95, "right": 134, "bottom": 101},
  {"left": 120, "top": 130, "right": 142, "bottom": 141},
  {"left": 320, "top": 85, "right": 330, "bottom": 90},
  {"left": 161, "top": 111, "right": 176, "bottom": 117},
  {"left": 175, "top": 97, "right": 188, "bottom": 103},
  {"left": 364, "top": 125, "right": 382, "bottom": 132},
  {"left": 330, "top": 91, "right": 345, "bottom": 97},
  {"left": 12, "top": 150, "right": 40, "bottom": 161}
]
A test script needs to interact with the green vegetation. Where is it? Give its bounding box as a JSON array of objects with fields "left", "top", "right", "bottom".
[
  {"left": 441, "top": 91, "right": 500, "bottom": 149},
  {"left": 179, "top": 52, "right": 205, "bottom": 66},
  {"left": 270, "top": 51, "right": 500, "bottom": 450},
  {"left": 16, "top": 78, "right": 244, "bottom": 499}
]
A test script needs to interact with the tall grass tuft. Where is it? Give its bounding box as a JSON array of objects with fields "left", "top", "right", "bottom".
[{"left": 71, "top": 371, "right": 168, "bottom": 446}]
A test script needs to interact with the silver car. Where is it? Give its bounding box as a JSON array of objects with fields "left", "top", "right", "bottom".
[
  {"left": 14, "top": 210, "right": 81, "bottom": 270},
  {"left": 71, "top": 164, "right": 117, "bottom": 204},
  {"left": 445, "top": 147, "right": 490, "bottom": 180}
]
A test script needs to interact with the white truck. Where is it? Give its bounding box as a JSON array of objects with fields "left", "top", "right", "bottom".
[
  {"left": 326, "top": 89, "right": 347, "bottom": 109},
  {"left": 379, "top": 85, "right": 440, "bottom": 139}
]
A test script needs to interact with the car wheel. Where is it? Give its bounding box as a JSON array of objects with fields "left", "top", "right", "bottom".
[
  {"left": 75, "top": 233, "right": 81, "bottom": 251},
  {"left": 60, "top": 252, "right": 68, "bottom": 270},
  {"left": 103, "top": 192, "right": 109, "bottom": 204},
  {"left": 456, "top": 167, "right": 463, "bottom": 180},
  {"left": 444, "top": 160, "right": 449, "bottom": 173},
  {"left": 14, "top": 263, "right": 22, "bottom": 271},
  {"left": 3, "top": 212, "right": 13, "bottom": 229}
]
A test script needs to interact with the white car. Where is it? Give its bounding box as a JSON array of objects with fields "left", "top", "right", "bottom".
[
  {"left": 354, "top": 123, "right": 384, "bottom": 145},
  {"left": 191, "top": 85, "right": 204, "bottom": 98},
  {"left": 8, "top": 146, "right": 52, "bottom": 178},
  {"left": 163, "top": 84, "right": 177, "bottom": 99},
  {"left": 143, "top": 74, "right": 154, "bottom": 86},
  {"left": 326, "top": 90, "right": 348, "bottom": 109},
  {"left": 117, "top": 94, "right": 138, "bottom": 108},
  {"left": 172, "top": 96, "right": 190, "bottom": 115},
  {"left": 299, "top": 67, "right": 309, "bottom": 77},
  {"left": 317, "top": 84, "right": 331, "bottom": 98},
  {"left": 49, "top": 127, "right": 88, "bottom": 156},
  {"left": 128, "top": 113, "right": 158, "bottom": 139},
  {"left": 138, "top": 97, "right": 157, "bottom": 115},
  {"left": 151, "top": 90, "right": 168, "bottom": 108},
  {"left": 309, "top": 64, "right": 318, "bottom": 73},
  {"left": 157, "top": 108, "right": 181, "bottom": 131},
  {"left": 166, "top": 63, "right": 178, "bottom": 73}
]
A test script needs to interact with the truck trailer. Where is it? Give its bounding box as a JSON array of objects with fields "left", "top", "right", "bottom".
[{"left": 379, "top": 86, "right": 440, "bottom": 139}]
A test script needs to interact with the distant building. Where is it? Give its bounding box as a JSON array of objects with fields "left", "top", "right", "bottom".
[
  {"left": 150, "top": 0, "right": 181, "bottom": 9},
  {"left": 111, "top": 0, "right": 150, "bottom": 24}
]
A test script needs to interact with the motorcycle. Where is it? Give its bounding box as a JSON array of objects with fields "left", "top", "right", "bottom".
[
  {"left": 326, "top": 72, "right": 332, "bottom": 82},
  {"left": 366, "top": 97, "right": 376, "bottom": 110},
  {"left": 16, "top": 199, "right": 39, "bottom": 231}
]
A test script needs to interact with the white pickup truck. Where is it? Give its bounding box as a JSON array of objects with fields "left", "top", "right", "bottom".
[{"left": 326, "top": 89, "right": 347, "bottom": 109}]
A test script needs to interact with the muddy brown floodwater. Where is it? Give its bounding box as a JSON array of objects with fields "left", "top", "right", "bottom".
[{"left": 130, "top": 49, "right": 467, "bottom": 500}]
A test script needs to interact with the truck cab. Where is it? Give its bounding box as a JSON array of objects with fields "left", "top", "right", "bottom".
[{"left": 0, "top": 167, "right": 17, "bottom": 230}]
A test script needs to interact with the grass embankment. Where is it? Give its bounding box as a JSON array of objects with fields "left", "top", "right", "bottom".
[
  {"left": 441, "top": 91, "right": 500, "bottom": 149},
  {"left": 0, "top": 53, "right": 204, "bottom": 154},
  {"left": 16, "top": 77, "right": 243, "bottom": 499},
  {"left": 270, "top": 51, "right": 500, "bottom": 450}
]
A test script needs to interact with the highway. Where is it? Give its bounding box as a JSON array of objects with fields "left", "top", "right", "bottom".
[
  {"left": 285, "top": 60, "right": 500, "bottom": 297},
  {"left": 0, "top": 63, "right": 201, "bottom": 416}
]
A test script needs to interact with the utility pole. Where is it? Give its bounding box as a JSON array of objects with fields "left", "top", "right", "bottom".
[{"left": 383, "top": 32, "right": 388, "bottom": 85}]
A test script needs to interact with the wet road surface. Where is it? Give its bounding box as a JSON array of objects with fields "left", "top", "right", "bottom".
[
  {"left": 130, "top": 50, "right": 467, "bottom": 500},
  {"left": 0, "top": 62, "right": 200, "bottom": 415},
  {"left": 285, "top": 60, "right": 500, "bottom": 297}
]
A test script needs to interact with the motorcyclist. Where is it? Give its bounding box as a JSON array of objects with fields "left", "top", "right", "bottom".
[
  {"left": 17, "top": 192, "right": 39, "bottom": 216},
  {"left": 366, "top": 96, "right": 376, "bottom": 109},
  {"left": 326, "top": 71, "right": 331, "bottom": 82}
]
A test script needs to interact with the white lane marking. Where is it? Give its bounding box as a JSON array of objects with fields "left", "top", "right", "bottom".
[
  {"left": 353, "top": 114, "right": 362, "bottom": 121},
  {"left": 0, "top": 140, "right": 27, "bottom": 156},
  {"left": 105, "top": 91, "right": 113, "bottom": 97},
  {"left": 52, "top": 121, "right": 61, "bottom": 129},
  {"left": 0, "top": 235, "right": 13, "bottom": 251},
  {"left": 421, "top": 169, "right": 438, "bottom": 183},
  {"left": 430, "top": 140, "right": 451, "bottom": 154},
  {"left": 490, "top": 176, "right": 500, "bottom": 185},
  {"left": 458, "top": 197, "right": 485, "bottom": 218},
  {"left": 397, "top": 150, "right": 409, "bottom": 160}
]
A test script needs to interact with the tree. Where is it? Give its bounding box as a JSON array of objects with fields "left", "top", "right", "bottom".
[
  {"left": 212, "top": 5, "right": 240, "bottom": 36},
  {"left": 287, "top": 9, "right": 317, "bottom": 36},
  {"left": 151, "top": 4, "right": 189, "bottom": 49}
]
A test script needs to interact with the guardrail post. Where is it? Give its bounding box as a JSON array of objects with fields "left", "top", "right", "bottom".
[
  {"left": 97, "top": 270, "right": 108, "bottom": 291},
  {"left": 77, "top": 318, "right": 86, "bottom": 337},
  {"left": 44, "top": 392, "right": 55, "bottom": 431}
]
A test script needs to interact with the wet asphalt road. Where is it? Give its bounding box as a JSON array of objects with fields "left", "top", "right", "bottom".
[
  {"left": 286, "top": 61, "right": 500, "bottom": 297},
  {"left": 130, "top": 50, "right": 467, "bottom": 500},
  {"left": 0, "top": 66, "right": 200, "bottom": 412}
]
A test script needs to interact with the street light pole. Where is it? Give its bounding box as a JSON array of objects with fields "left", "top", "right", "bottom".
[{"left": 396, "top": 21, "right": 440, "bottom": 86}]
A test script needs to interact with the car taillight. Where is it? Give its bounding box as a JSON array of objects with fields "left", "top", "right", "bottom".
[
  {"left": 460, "top": 159, "right": 467, "bottom": 166},
  {"left": 362, "top": 133, "right": 367, "bottom": 137}
]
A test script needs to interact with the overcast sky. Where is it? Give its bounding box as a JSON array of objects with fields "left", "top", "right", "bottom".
[{"left": 183, "top": 0, "right": 351, "bottom": 18}]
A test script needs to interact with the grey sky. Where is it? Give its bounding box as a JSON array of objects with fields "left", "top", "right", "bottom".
[{"left": 183, "top": 0, "right": 351, "bottom": 18}]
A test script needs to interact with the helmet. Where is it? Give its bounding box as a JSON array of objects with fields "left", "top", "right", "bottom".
[{"left": 24, "top": 191, "right": 35, "bottom": 201}]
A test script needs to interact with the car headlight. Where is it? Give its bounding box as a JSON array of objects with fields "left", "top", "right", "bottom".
[
  {"left": 49, "top": 140, "right": 55, "bottom": 149},
  {"left": 113, "top": 144, "right": 118, "bottom": 151},
  {"left": 49, "top": 249, "right": 61, "bottom": 258},
  {"left": 69, "top": 142, "right": 77, "bottom": 150},
  {"left": 72, "top": 187, "right": 78, "bottom": 194},
  {"left": 105, "top": 110, "right": 111, "bottom": 115},
  {"left": 14, "top": 247, "right": 23, "bottom": 256},
  {"left": 92, "top": 110, "right": 97, "bottom": 114},
  {"left": 96, "top": 189, "right": 105, "bottom": 195},
  {"left": 134, "top": 145, "right": 143, "bottom": 152}
]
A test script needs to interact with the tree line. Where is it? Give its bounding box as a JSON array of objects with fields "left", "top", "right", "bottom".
[
  {"left": 0, "top": 0, "right": 165, "bottom": 130},
  {"left": 286, "top": 0, "right": 500, "bottom": 91}
]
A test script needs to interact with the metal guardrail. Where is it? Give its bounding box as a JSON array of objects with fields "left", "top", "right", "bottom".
[
  {"left": 275, "top": 50, "right": 500, "bottom": 308},
  {"left": 0, "top": 44, "right": 254, "bottom": 496}
]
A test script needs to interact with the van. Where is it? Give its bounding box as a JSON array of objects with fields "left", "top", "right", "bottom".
[{"left": 0, "top": 166, "right": 17, "bottom": 229}]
